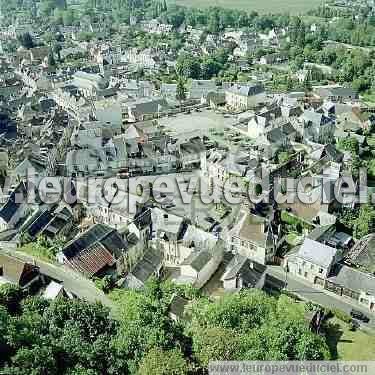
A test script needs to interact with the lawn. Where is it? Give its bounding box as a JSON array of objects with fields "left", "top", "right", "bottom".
[
  {"left": 325, "top": 318, "right": 375, "bottom": 360},
  {"left": 168, "top": 0, "right": 317, "bottom": 14}
]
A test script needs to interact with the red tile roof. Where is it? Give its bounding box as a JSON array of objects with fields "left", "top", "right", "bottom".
[{"left": 66, "top": 242, "right": 115, "bottom": 277}]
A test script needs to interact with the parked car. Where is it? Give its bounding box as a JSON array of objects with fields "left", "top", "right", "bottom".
[{"left": 350, "top": 309, "right": 370, "bottom": 323}]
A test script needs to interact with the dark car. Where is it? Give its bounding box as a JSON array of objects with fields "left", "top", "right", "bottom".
[{"left": 350, "top": 309, "right": 370, "bottom": 323}]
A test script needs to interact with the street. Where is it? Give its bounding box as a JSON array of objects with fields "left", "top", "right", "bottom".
[
  {"left": 0, "top": 248, "right": 116, "bottom": 312},
  {"left": 267, "top": 266, "right": 375, "bottom": 331}
]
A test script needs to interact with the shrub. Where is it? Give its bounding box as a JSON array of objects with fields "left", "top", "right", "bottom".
[{"left": 331, "top": 308, "right": 352, "bottom": 324}]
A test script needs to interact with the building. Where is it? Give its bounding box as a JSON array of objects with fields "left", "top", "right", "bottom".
[
  {"left": 59, "top": 224, "right": 129, "bottom": 278},
  {"left": 225, "top": 83, "right": 265, "bottom": 110},
  {"left": 229, "top": 212, "right": 276, "bottom": 265},
  {"left": 285, "top": 238, "right": 343, "bottom": 286},
  {"left": 179, "top": 250, "right": 222, "bottom": 289},
  {"left": 326, "top": 265, "right": 375, "bottom": 313},
  {"left": 221, "top": 254, "right": 267, "bottom": 291},
  {"left": 0, "top": 254, "right": 40, "bottom": 288},
  {"left": 300, "top": 110, "right": 335, "bottom": 143},
  {"left": 315, "top": 86, "right": 358, "bottom": 103},
  {"left": 120, "top": 247, "right": 163, "bottom": 289},
  {"left": 0, "top": 182, "right": 29, "bottom": 231},
  {"left": 189, "top": 80, "right": 216, "bottom": 99}
]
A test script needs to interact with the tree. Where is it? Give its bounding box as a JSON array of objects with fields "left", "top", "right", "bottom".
[
  {"left": 208, "top": 11, "right": 220, "bottom": 33},
  {"left": 201, "top": 57, "right": 221, "bottom": 80},
  {"left": 354, "top": 204, "right": 375, "bottom": 239},
  {"left": 17, "top": 33, "right": 34, "bottom": 49},
  {"left": 48, "top": 50, "right": 56, "bottom": 67},
  {"left": 176, "top": 78, "right": 186, "bottom": 105},
  {"left": 176, "top": 54, "right": 201, "bottom": 79},
  {"left": 137, "top": 348, "right": 188, "bottom": 375},
  {"left": 0, "top": 284, "right": 23, "bottom": 314},
  {"left": 2, "top": 345, "right": 57, "bottom": 375},
  {"left": 62, "top": 9, "right": 75, "bottom": 26},
  {"left": 192, "top": 326, "right": 242, "bottom": 367},
  {"left": 337, "top": 137, "right": 359, "bottom": 156},
  {"left": 189, "top": 290, "right": 330, "bottom": 369}
]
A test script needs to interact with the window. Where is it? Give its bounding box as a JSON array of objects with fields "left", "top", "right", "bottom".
[
  {"left": 304, "top": 272, "right": 308, "bottom": 278},
  {"left": 310, "top": 264, "right": 314, "bottom": 270}
]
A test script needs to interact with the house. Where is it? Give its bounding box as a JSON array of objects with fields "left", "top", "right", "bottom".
[
  {"left": 259, "top": 53, "right": 287, "bottom": 65},
  {"left": 0, "top": 254, "right": 40, "bottom": 288},
  {"left": 72, "top": 71, "right": 111, "bottom": 98},
  {"left": 29, "top": 47, "right": 49, "bottom": 63},
  {"left": 121, "top": 80, "right": 154, "bottom": 99},
  {"left": 263, "top": 122, "right": 296, "bottom": 148},
  {"left": 12, "top": 155, "right": 47, "bottom": 181},
  {"left": 59, "top": 223, "right": 129, "bottom": 278},
  {"left": 20, "top": 204, "right": 74, "bottom": 241},
  {"left": 123, "top": 48, "right": 159, "bottom": 69},
  {"left": 225, "top": 83, "right": 265, "bottom": 110},
  {"left": 179, "top": 249, "right": 223, "bottom": 289},
  {"left": 189, "top": 80, "right": 216, "bottom": 99},
  {"left": 168, "top": 294, "right": 189, "bottom": 321},
  {"left": 161, "top": 83, "right": 177, "bottom": 98},
  {"left": 346, "top": 234, "right": 375, "bottom": 274},
  {"left": 151, "top": 208, "right": 191, "bottom": 266},
  {"left": 204, "top": 92, "right": 226, "bottom": 109},
  {"left": 233, "top": 36, "right": 259, "bottom": 57},
  {"left": 0, "top": 182, "right": 29, "bottom": 231},
  {"left": 122, "top": 97, "right": 168, "bottom": 122},
  {"left": 205, "top": 150, "right": 252, "bottom": 188},
  {"left": 285, "top": 238, "right": 343, "bottom": 286},
  {"left": 300, "top": 110, "right": 335, "bottom": 143},
  {"left": 315, "top": 86, "right": 358, "bottom": 103},
  {"left": 326, "top": 265, "right": 375, "bottom": 313},
  {"left": 221, "top": 254, "right": 267, "bottom": 291},
  {"left": 247, "top": 105, "right": 283, "bottom": 138},
  {"left": 120, "top": 247, "right": 163, "bottom": 289},
  {"left": 42, "top": 281, "right": 72, "bottom": 300},
  {"left": 228, "top": 212, "right": 276, "bottom": 265}
]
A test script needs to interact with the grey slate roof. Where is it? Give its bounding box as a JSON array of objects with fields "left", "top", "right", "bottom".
[
  {"left": 297, "top": 238, "right": 338, "bottom": 268},
  {"left": 130, "top": 248, "right": 162, "bottom": 283},
  {"left": 0, "top": 182, "right": 27, "bottom": 223},
  {"left": 62, "top": 223, "right": 127, "bottom": 259},
  {"left": 221, "top": 254, "right": 266, "bottom": 287},
  {"left": 181, "top": 251, "right": 212, "bottom": 272},
  {"left": 226, "top": 83, "right": 264, "bottom": 97},
  {"left": 328, "top": 265, "right": 375, "bottom": 295}
]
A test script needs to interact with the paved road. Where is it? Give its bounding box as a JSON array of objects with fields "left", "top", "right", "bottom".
[
  {"left": 267, "top": 266, "right": 375, "bottom": 331},
  {"left": 1, "top": 248, "right": 116, "bottom": 312}
]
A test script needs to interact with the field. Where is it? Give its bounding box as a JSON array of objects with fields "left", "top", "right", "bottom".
[
  {"left": 326, "top": 318, "right": 375, "bottom": 360},
  {"left": 168, "top": 0, "right": 319, "bottom": 15}
]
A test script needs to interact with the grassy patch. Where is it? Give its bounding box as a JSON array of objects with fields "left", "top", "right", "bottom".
[
  {"left": 362, "top": 92, "right": 375, "bottom": 105},
  {"left": 286, "top": 232, "right": 303, "bottom": 246},
  {"left": 325, "top": 317, "right": 375, "bottom": 360},
  {"left": 18, "top": 242, "right": 55, "bottom": 263},
  {"left": 281, "top": 211, "right": 314, "bottom": 231},
  {"left": 168, "top": 0, "right": 317, "bottom": 14}
]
